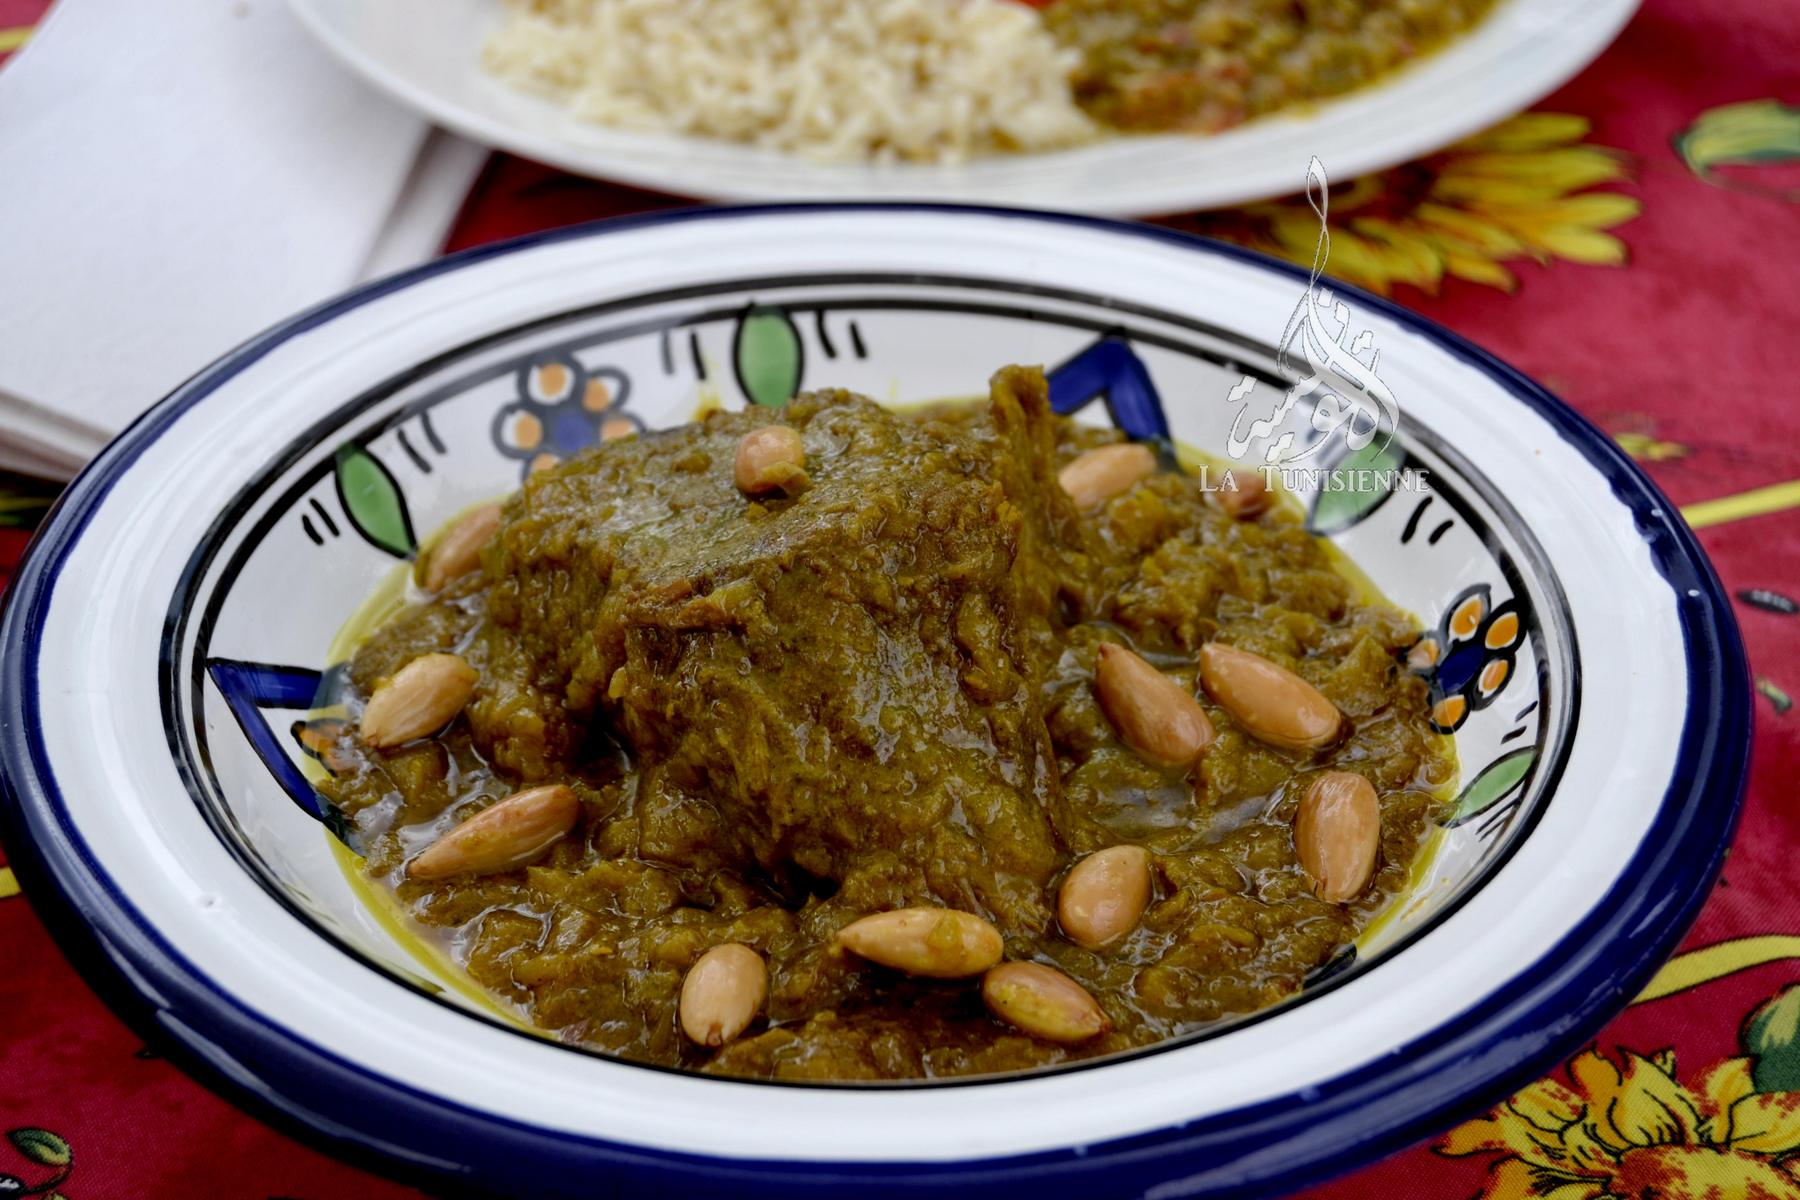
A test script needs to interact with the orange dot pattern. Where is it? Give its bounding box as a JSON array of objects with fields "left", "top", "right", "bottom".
[
  {"left": 493, "top": 356, "right": 641, "bottom": 480},
  {"left": 1412, "top": 583, "right": 1528, "bottom": 734}
]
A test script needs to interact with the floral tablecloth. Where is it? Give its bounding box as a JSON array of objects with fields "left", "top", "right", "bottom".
[{"left": 3, "top": 0, "right": 1799, "bottom": 1195}]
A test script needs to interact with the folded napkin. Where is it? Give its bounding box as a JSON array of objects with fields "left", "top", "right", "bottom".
[{"left": 0, "top": 0, "right": 487, "bottom": 478}]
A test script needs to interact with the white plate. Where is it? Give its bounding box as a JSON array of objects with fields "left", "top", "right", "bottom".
[{"left": 287, "top": 0, "right": 1640, "bottom": 215}]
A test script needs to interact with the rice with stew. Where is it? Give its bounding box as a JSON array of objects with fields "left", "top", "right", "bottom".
[{"left": 483, "top": 0, "right": 1097, "bottom": 163}]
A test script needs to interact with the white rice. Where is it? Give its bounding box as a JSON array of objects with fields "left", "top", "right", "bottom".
[{"left": 482, "top": 0, "right": 1095, "bottom": 163}]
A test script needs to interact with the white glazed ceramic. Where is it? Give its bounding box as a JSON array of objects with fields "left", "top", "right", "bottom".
[
  {"left": 286, "top": 0, "right": 1640, "bottom": 215},
  {"left": 0, "top": 207, "right": 1747, "bottom": 1199}
]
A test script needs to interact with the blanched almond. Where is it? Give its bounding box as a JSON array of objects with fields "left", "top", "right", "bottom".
[
  {"left": 836, "top": 908, "right": 1003, "bottom": 978},
  {"left": 420, "top": 503, "right": 502, "bottom": 592},
  {"left": 1095, "top": 643, "right": 1216, "bottom": 767},
  {"left": 734, "top": 426, "right": 807, "bottom": 495},
  {"left": 1198, "top": 642, "right": 1346, "bottom": 754},
  {"left": 1058, "top": 443, "right": 1155, "bottom": 509},
  {"left": 1058, "top": 845, "right": 1153, "bottom": 950},
  {"left": 982, "top": 962, "right": 1112, "bottom": 1044},
  {"left": 407, "top": 784, "right": 580, "bottom": 880},
  {"left": 1294, "top": 772, "right": 1380, "bottom": 903},
  {"left": 360, "top": 653, "right": 479, "bottom": 748},
  {"left": 680, "top": 943, "right": 767, "bottom": 1047},
  {"left": 1215, "top": 469, "right": 1269, "bottom": 519}
]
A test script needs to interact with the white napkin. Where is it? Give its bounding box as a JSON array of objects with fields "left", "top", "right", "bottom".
[{"left": 0, "top": 0, "right": 489, "bottom": 478}]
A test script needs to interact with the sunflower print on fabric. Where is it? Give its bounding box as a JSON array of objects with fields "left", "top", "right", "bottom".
[
  {"left": 1439, "top": 1048, "right": 1800, "bottom": 1199},
  {"left": 1187, "top": 112, "right": 1641, "bottom": 296}
]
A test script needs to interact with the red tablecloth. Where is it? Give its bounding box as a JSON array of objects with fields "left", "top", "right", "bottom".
[{"left": 4, "top": 1, "right": 1799, "bottom": 1195}]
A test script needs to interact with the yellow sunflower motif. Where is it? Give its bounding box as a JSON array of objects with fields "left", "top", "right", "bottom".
[
  {"left": 1613, "top": 431, "right": 1690, "bottom": 463},
  {"left": 1438, "top": 1048, "right": 1800, "bottom": 1198},
  {"left": 1193, "top": 113, "right": 1641, "bottom": 295}
]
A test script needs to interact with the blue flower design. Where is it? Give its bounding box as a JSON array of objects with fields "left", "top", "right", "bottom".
[
  {"left": 492, "top": 354, "right": 641, "bottom": 477},
  {"left": 1408, "top": 584, "right": 1526, "bottom": 732}
]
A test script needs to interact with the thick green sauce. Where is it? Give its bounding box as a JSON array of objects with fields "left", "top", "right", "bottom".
[{"left": 316, "top": 369, "right": 1455, "bottom": 1080}]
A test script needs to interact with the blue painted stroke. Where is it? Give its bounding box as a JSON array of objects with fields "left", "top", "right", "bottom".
[
  {"left": 1047, "top": 337, "right": 1172, "bottom": 443},
  {"left": 207, "top": 658, "right": 331, "bottom": 823}
]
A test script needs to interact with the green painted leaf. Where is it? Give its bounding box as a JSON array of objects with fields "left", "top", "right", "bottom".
[
  {"left": 1744, "top": 985, "right": 1800, "bottom": 1093},
  {"left": 1757, "top": 677, "right": 1793, "bottom": 716},
  {"left": 1445, "top": 747, "right": 1536, "bottom": 826},
  {"left": 332, "top": 444, "right": 415, "bottom": 559},
  {"left": 6, "top": 1128, "right": 70, "bottom": 1168},
  {"left": 734, "top": 307, "right": 803, "bottom": 408},
  {"left": 1674, "top": 100, "right": 1800, "bottom": 197},
  {"left": 1306, "top": 438, "right": 1404, "bottom": 534}
]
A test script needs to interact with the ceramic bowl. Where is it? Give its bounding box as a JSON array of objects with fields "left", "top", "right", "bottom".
[{"left": 0, "top": 206, "right": 1749, "bottom": 1199}]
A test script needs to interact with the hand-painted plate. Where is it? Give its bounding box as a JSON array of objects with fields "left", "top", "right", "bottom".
[
  {"left": 0, "top": 206, "right": 1746, "bottom": 1198},
  {"left": 286, "top": 0, "right": 1640, "bottom": 215}
]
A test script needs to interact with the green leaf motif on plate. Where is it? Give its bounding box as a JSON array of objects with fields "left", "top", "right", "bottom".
[
  {"left": 1306, "top": 438, "right": 1404, "bottom": 535},
  {"left": 735, "top": 307, "right": 803, "bottom": 408},
  {"left": 1445, "top": 747, "right": 1536, "bottom": 826},
  {"left": 1744, "top": 984, "right": 1800, "bottom": 1093},
  {"left": 332, "top": 444, "right": 415, "bottom": 559},
  {"left": 6, "top": 1128, "right": 71, "bottom": 1168}
]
